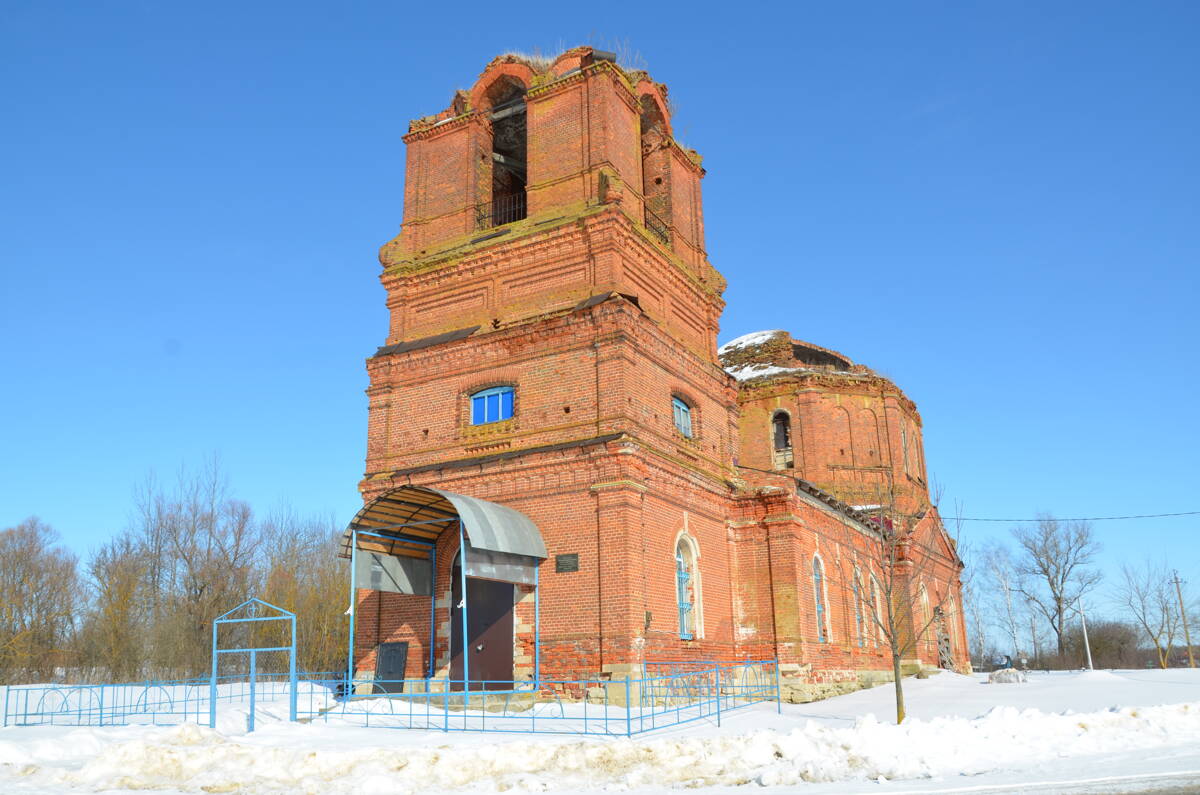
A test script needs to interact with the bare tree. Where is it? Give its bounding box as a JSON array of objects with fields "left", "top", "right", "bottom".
[
  {"left": 0, "top": 518, "right": 81, "bottom": 682},
  {"left": 135, "top": 460, "right": 264, "bottom": 677},
  {"left": 257, "top": 509, "right": 348, "bottom": 673},
  {"left": 8, "top": 459, "right": 356, "bottom": 683},
  {"left": 1012, "top": 516, "right": 1101, "bottom": 660},
  {"left": 1117, "top": 560, "right": 1180, "bottom": 668},
  {"left": 957, "top": 540, "right": 989, "bottom": 666},
  {"left": 80, "top": 532, "right": 147, "bottom": 681},
  {"left": 1026, "top": 609, "right": 1050, "bottom": 668},
  {"left": 979, "top": 541, "right": 1026, "bottom": 659},
  {"left": 847, "top": 488, "right": 964, "bottom": 724}
]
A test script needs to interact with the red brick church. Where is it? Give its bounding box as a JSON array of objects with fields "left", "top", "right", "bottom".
[{"left": 345, "top": 48, "right": 968, "bottom": 698}]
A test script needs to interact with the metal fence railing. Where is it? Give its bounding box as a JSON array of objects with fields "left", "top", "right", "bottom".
[
  {"left": 3, "top": 676, "right": 244, "bottom": 728},
  {"left": 644, "top": 205, "right": 670, "bottom": 244},
  {"left": 476, "top": 191, "right": 527, "bottom": 229},
  {"left": 2, "top": 660, "right": 780, "bottom": 737},
  {"left": 305, "top": 659, "right": 779, "bottom": 736}
]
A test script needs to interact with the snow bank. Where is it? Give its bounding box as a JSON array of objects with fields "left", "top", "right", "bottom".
[
  {"left": 988, "top": 668, "right": 1028, "bottom": 684},
  {"left": 3, "top": 701, "right": 1198, "bottom": 793}
]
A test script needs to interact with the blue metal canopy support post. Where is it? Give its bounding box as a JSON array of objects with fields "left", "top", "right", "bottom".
[
  {"left": 534, "top": 564, "right": 540, "bottom": 686},
  {"left": 288, "top": 613, "right": 297, "bottom": 721},
  {"left": 458, "top": 521, "right": 469, "bottom": 694},
  {"left": 209, "top": 622, "right": 218, "bottom": 729},
  {"left": 428, "top": 544, "right": 438, "bottom": 679},
  {"left": 347, "top": 528, "right": 357, "bottom": 691}
]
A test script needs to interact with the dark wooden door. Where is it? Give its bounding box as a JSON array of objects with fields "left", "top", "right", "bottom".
[
  {"left": 450, "top": 561, "right": 514, "bottom": 691},
  {"left": 374, "top": 641, "right": 409, "bottom": 693}
]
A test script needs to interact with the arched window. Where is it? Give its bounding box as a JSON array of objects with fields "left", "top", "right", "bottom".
[
  {"left": 675, "top": 537, "right": 699, "bottom": 639},
  {"left": 672, "top": 397, "right": 693, "bottom": 438},
  {"left": 945, "top": 596, "right": 961, "bottom": 656},
  {"left": 773, "top": 413, "right": 791, "bottom": 451},
  {"left": 639, "top": 94, "right": 671, "bottom": 245},
  {"left": 812, "top": 556, "right": 828, "bottom": 643},
  {"left": 853, "top": 567, "right": 865, "bottom": 648},
  {"left": 918, "top": 585, "right": 932, "bottom": 650},
  {"left": 870, "top": 576, "right": 882, "bottom": 647},
  {"left": 772, "top": 412, "right": 794, "bottom": 469},
  {"left": 470, "top": 386, "right": 514, "bottom": 425}
]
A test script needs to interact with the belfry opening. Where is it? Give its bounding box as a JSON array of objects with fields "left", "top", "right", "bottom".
[{"left": 484, "top": 77, "right": 526, "bottom": 227}]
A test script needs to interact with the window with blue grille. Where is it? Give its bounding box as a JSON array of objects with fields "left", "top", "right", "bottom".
[
  {"left": 470, "top": 386, "right": 514, "bottom": 425},
  {"left": 813, "top": 556, "right": 828, "bottom": 643},
  {"left": 676, "top": 540, "right": 697, "bottom": 640},
  {"left": 672, "top": 397, "right": 693, "bottom": 438}
]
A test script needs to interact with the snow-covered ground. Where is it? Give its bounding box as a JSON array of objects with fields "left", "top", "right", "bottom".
[{"left": 2, "top": 668, "right": 1199, "bottom": 793}]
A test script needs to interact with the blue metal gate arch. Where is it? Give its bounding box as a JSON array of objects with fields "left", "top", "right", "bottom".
[{"left": 209, "top": 598, "right": 297, "bottom": 732}]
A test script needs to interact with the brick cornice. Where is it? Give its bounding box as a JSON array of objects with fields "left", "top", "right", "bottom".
[
  {"left": 526, "top": 60, "right": 636, "bottom": 105},
  {"left": 381, "top": 204, "right": 725, "bottom": 312},
  {"left": 589, "top": 479, "right": 649, "bottom": 493},
  {"left": 736, "top": 372, "right": 921, "bottom": 421},
  {"left": 403, "top": 111, "right": 481, "bottom": 143},
  {"left": 366, "top": 432, "right": 624, "bottom": 482}
]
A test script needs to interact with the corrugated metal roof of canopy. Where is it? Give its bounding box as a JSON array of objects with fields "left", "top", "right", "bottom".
[{"left": 339, "top": 485, "right": 548, "bottom": 562}]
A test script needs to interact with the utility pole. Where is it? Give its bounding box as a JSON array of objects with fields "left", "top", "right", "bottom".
[
  {"left": 1077, "top": 598, "right": 1094, "bottom": 671},
  {"left": 1173, "top": 571, "right": 1196, "bottom": 669},
  {"left": 1029, "top": 614, "right": 1041, "bottom": 668}
]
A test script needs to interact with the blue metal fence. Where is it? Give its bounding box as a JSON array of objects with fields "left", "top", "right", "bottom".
[
  {"left": 3, "top": 660, "right": 780, "bottom": 736},
  {"left": 2, "top": 676, "right": 256, "bottom": 727},
  {"left": 301, "top": 658, "right": 780, "bottom": 735}
]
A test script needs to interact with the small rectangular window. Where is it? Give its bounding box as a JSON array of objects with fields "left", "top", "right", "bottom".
[{"left": 469, "top": 386, "right": 515, "bottom": 425}]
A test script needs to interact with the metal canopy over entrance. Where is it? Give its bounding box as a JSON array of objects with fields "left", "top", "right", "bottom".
[
  {"left": 340, "top": 486, "right": 547, "bottom": 562},
  {"left": 341, "top": 486, "right": 548, "bottom": 690}
]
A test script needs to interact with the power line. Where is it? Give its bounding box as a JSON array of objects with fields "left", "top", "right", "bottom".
[
  {"left": 947, "top": 511, "right": 1200, "bottom": 523},
  {"left": 737, "top": 466, "right": 1200, "bottom": 523}
]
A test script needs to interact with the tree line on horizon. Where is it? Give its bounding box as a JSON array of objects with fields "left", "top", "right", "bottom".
[
  {"left": 0, "top": 461, "right": 347, "bottom": 685},
  {"left": 4, "top": 467, "right": 1196, "bottom": 687},
  {"left": 959, "top": 515, "right": 1198, "bottom": 671}
]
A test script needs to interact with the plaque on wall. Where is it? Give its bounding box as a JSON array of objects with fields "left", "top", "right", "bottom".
[{"left": 555, "top": 553, "right": 580, "bottom": 573}]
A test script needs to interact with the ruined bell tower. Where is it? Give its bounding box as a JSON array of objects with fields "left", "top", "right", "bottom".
[{"left": 357, "top": 48, "right": 742, "bottom": 680}]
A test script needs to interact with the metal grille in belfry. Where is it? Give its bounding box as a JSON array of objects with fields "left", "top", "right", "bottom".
[
  {"left": 476, "top": 191, "right": 526, "bottom": 229},
  {"left": 644, "top": 205, "right": 670, "bottom": 244}
]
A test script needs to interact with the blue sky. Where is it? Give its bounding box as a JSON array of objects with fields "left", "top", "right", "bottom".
[{"left": 2, "top": 2, "right": 1197, "bottom": 605}]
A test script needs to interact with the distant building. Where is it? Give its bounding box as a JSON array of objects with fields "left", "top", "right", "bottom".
[{"left": 344, "top": 48, "right": 968, "bottom": 699}]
